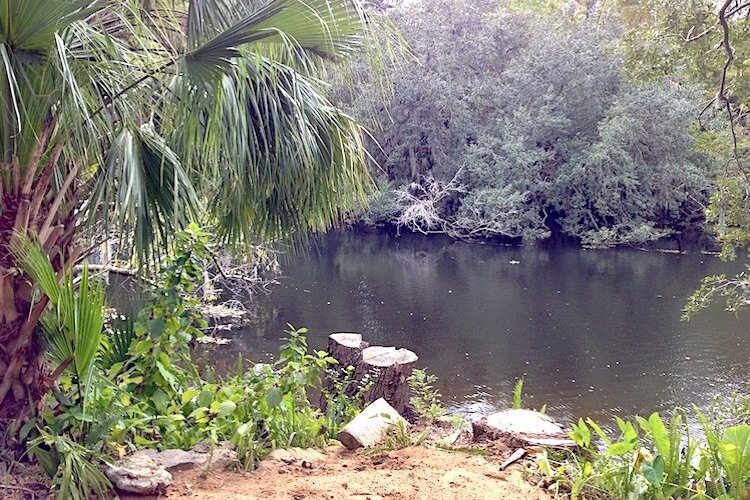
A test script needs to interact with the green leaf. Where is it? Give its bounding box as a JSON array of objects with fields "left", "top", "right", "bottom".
[
  {"left": 134, "top": 435, "right": 158, "bottom": 446},
  {"left": 586, "top": 417, "right": 612, "bottom": 446},
  {"left": 606, "top": 440, "right": 637, "bottom": 456},
  {"left": 130, "top": 340, "right": 151, "bottom": 355},
  {"left": 646, "top": 413, "right": 670, "bottom": 459},
  {"left": 188, "top": 407, "right": 209, "bottom": 419},
  {"left": 198, "top": 390, "right": 214, "bottom": 408},
  {"left": 217, "top": 400, "right": 237, "bottom": 418},
  {"left": 266, "top": 387, "right": 282, "bottom": 408},
  {"left": 182, "top": 389, "right": 200, "bottom": 405},
  {"left": 236, "top": 422, "right": 253, "bottom": 437},
  {"left": 148, "top": 318, "right": 167, "bottom": 339},
  {"left": 19, "top": 418, "right": 37, "bottom": 440},
  {"left": 642, "top": 455, "right": 665, "bottom": 486},
  {"left": 569, "top": 418, "right": 591, "bottom": 449},
  {"left": 720, "top": 425, "right": 750, "bottom": 493},
  {"left": 156, "top": 360, "right": 178, "bottom": 389}
]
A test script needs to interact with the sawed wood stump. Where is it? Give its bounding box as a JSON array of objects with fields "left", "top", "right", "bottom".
[
  {"left": 322, "top": 333, "right": 418, "bottom": 415},
  {"left": 320, "top": 333, "right": 369, "bottom": 411},
  {"left": 361, "top": 346, "right": 418, "bottom": 415}
]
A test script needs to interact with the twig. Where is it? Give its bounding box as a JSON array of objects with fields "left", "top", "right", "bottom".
[
  {"left": 0, "top": 484, "right": 38, "bottom": 494},
  {"left": 717, "top": 0, "right": 745, "bottom": 172},
  {"left": 499, "top": 448, "right": 527, "bottom": 470}
]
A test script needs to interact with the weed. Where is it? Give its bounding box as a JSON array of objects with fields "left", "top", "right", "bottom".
[
  {"left": 408, "top": 369, "right": 445, "bottom": 422},
  {"left": 513, "top": 379, "right": 524, "bottom": 409},
  {"left": 366, "top": 415, "right": 430, "bottom": 454}
]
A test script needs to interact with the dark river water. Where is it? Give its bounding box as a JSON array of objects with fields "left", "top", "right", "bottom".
[{"left": 196, "top": 231, "right": 750, "bottom": 424}]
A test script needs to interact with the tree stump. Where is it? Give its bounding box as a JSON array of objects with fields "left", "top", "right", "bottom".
[
  {"left": 320, "top": 333, "right": 369, "bottom": 410},
  {"left": 336, "top": 398, "right": 406, "bottom": 450},
  {"left": 472, "top": 409, "right": 576, "bottom": 448},
  {"left": 327, "top": 333, "right": 369, "bottom": 375},
  {"left": 321, "top": 334, "right": 418, "bottom": 416},
  {"left": 361, "top": 346, "right": 418, "bottom": 415}
]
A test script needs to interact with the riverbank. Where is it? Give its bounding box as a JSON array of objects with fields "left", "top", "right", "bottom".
[
  {"left": 2, "top": 441, "right": 548, "bottom": 500},
  {"left": 155, "top": 444, "right": 547, "bottom": 500}
]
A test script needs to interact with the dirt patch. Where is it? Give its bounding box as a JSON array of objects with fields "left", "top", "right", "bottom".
[
  {"left": 162, "top": 445, "right": 549, "bottom": 500},
  {"left": 1, "top": 460, "right": 52, "bottom": 499}
]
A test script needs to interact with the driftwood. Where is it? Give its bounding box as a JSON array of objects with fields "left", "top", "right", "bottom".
[
  {"left": 322, "top": 334, "right": 418, "bottom": 415},
  {"left": 337, "top": 398, "right": 406, "bottom": 450},
  {"left": 473, "top": 409, "right": 576, "bottom": 449}
]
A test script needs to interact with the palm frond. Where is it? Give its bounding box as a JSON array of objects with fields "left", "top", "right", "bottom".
[
  {"left": 3, "top": 0, "right": 388, "bottom": 263},
  {"left": 99, "top": 317, "right": 136, "bottom": 371},
  {"left": 10, "top": 232, "right": 60, "bottom": 303},
  {"left": 184, "top": 0, "right": 365, "bottom": 81},
  {"left": 0, "top": 1, "right": 101, "bottom": 51},
  {"left": 169, "top": 56, "right": 371, "bottom": 244},
  {"left": 89, "top": 124, "right": 201, "bottom": 261},
  {"left": 12, "top": 236, "right": 105, "bottom": 388}
]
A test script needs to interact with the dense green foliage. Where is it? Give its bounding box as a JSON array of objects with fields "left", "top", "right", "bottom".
[
  {"left": 13, "top": 227, "right": 367, "bottom": 498},
  {"left": 345, "top": 0, "right": 717, "bottom": 247},
  {"left": 545, "top": 408, "right": 750, "bottom": 499},
  {"left": 0, "top": 0, "right": 389, "bottom": 420}
]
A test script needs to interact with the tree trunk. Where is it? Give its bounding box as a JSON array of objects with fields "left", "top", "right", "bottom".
[
  {"left": 336, "top": 398, "right": 406, "bottom": 450},
  {"left": 320, "top": 333, "right": 369, "bottom": 410},
  {"left": 361, "top": 346, "right": 417, "bottom": 415},
  {"left": 0, "top": 131, "right": 80, "bottom": 425},
  {"left": 322, "top": 333, "right": 418, "bottom": 416},
  {"left": 0, "top": 267, "right": 48, "bottom": 423}
]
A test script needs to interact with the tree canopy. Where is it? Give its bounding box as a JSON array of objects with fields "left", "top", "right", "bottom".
[
  {"left": 0, "top": 0, "right": 384, "bottom": 419},
  {"left": 345, "top": 0, "right": 718, "bottom": 247}
]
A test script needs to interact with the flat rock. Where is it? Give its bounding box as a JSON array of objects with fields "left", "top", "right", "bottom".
[
  {"left": 156, "top": 449, "right": 202, "bottom": 471},
  {"left": 127, "top": 443, "right": 237, "bottom": 473},
  {"left": 486, "top": 409, "right": 563, "bottom": 435},
  {"left": 104, "top": 454, "right": 172, "bottom": 495},
  {"left": 473, "top": 409, "right": 575, "bottom": 448},
  {"left": 194, "top": 442, "right": 238, "bottom": 470}
]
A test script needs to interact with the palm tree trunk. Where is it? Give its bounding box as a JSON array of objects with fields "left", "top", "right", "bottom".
[
  {"left": 0, "top": 197, "right": 52, "bottom": 420},
  {"left": 0, "top": 281, "right": 47, "bottom": 420},
  {"left": 0, "top": 131, "right": 80, "bottom": 421}
]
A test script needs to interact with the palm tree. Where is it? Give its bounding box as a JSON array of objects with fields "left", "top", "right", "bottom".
[{"left": 0, "top": 0, "right": 377, "bottom": 420}]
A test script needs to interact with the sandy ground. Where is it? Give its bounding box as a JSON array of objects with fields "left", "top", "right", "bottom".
[
  {"left": 3, "top": 432, "right": 551, "bottom": 499},
  {"left": 161, "top": 444, "right": 549, "bottom": 500}
]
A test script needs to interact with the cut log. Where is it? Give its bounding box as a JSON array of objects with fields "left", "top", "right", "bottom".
[
  {"left": 473, "top": 409, "right": 576, "bottom": 449},
  {"left": 337, "top": 398, "right": 406, "bottom": 450},
  {"left": 361, "top": 346, "right": 418, "bottom": 415},
  {"left": 327, "top": 333, "right": 369, "bottom": 371},
  {"left": 320, "top": 333, "right": 370, "bottom": 410}
]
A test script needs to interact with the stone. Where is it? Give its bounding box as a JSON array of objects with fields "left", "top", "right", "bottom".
[
  {"left": 104, "top": 454, "right": 172, "bottom": 495},
  {"left": 267, "top": 448, "right": 296, "bottom": 464},
  {"left": 154, "top": 449, "right": 201, "bottom": 471},
  {"left": 119, "top": 442, "right": 237, "bottom": 477},
  {"left": 200, "top": 443, "right": 238, "bottom": 469},
  {"left": 485, "top": 409, "right": 564, "bottom": 435}
]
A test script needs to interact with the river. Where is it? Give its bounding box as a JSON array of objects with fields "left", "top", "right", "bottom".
[{"left": 196, "top": 230, "right": 750, "bottom": 424}]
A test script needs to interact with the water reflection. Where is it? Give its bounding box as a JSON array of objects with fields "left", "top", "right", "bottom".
[{"left": 203, "top": 231, "right": 750, "bottom": 423}]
